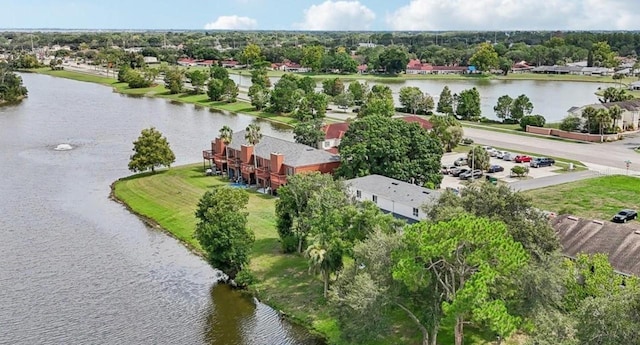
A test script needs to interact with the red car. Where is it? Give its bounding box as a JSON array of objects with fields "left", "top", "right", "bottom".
[{"left": 514, "top": 155, "right": 532, "bottom": 163}]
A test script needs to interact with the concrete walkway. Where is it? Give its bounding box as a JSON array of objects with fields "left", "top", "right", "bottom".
[{"left": 509, "top": 170, "right": 600, "bottom": 191}]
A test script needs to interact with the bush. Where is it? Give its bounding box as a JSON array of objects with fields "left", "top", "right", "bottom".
[
  {"left": 511, "top": 165, "right": 529, "bottom": 177},
  {"left": 234, "top": 269, "right": 257, "bottom": 288},
  {"left": 520, "top": 114, "right": 546, "bottom": 130},
  {"left": 124, "top": 69, "right": 151, "bottom": 88},
  {"left": 559, "top": 115, "right": 582, "bottom": 132}
]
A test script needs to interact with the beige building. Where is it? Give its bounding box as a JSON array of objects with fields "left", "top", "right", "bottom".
[{"left": 567, "top": 99, "right": 640, "bottom": 131}]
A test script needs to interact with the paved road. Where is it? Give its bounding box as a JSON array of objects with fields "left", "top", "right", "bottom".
[
  {"left": 509, "top": 170, "right": 600, "bottom": 191},
  {"left": 464, "top": 127, "right": 640, "bottom": 173}
]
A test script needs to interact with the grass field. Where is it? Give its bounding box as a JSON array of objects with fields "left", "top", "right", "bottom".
[
  {"left": 525, "top": 175, "right": 640, "bottom": 219},
  {"left": 30, "top": 68, "right": 298, "bottom": 126},
  {"left": 113, "top": 164, "right": 513, "bottom": 345}
]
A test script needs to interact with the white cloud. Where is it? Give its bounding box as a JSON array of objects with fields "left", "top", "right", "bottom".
[
  {"left": 204, "top": 15, "right": 257, "bottom": 30},
  {"left": 386, "top": 0, "right": 640, "bottom": 31},
  {"left": 294, "top": 1, "right": 376, "bottom": 30}
]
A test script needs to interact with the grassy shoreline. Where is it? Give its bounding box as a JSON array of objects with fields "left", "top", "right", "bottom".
[
  {"left": 112, "top": 164, "right": 506, "bottom": 345},
  {"left": 27, "top": 68, "right": 298, "bottom": 127},
  {"left": 226, "top": 68, "right": 627, "bottom": 84}
]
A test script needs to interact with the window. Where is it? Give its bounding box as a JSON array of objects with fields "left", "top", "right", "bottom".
[
  {"left": 323, "top": 141, "right": 330, "bottom": 148},
  {"left": 413, "top": 208, "right": 419, "bottom": 217},
  {"left": 286, "top": 167, "right": 294, "bottom": 176},
  {"left": 372, "top": 195, "right": 377, "bottom": 203},
  {"left": 356, "top": 190, "right": 361, "bottom": 198}
]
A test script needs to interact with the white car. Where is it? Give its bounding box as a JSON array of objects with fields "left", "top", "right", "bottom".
[
  {"left": 483, "top": 146, "right": 494, "bottom": 151},
  {"left": 502, "top": 153, "right": 514, "bottom": 161},
  {"left": 488, "top": 149, "right": 499, "bottom": 157},
  {"left": 495, "top": 150, "right": 506, "bottom": 159}
]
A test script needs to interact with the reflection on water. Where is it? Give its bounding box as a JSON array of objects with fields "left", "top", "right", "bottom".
[{"left": 0, "top": 73, "right": 320, "bottom": 345}]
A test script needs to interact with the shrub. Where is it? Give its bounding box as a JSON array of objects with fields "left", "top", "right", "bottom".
[
  {"left": 234, "top": 269, "right": 257, "bottom": 288},
  {"left": 511, "top": 165, "right": 529, "bottom": 177},
  {"left": 461, "top": 138, "right": 474, "bottom": 145},
  {"left": 520, "top": 114, "right": 546, "bottom": 130},
  {"left": 559, "top": 115, "right": 582, "bottom": 132}
]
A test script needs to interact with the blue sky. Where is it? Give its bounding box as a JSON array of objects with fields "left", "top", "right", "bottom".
[{"left": 2, "top": 0, "right": 640, "bottom": 31}]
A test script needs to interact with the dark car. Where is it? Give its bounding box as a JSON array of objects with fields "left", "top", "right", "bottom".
[
  {"left": 459, "top": 169, "right": 483, "bottom": 180},
  {"left": 487, "top": 165, "right": 504, "bottom": 173},
  {"left": 451, "top": 168, "right": 469, "bottom": 177},
  {"left": 530, "top": 157, "right": 555, "bottom": 168},
  {"left": 611, "top": 209, "right": 638, "bottom": 223}
]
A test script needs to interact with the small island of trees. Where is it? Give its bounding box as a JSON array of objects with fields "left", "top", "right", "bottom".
[{"left": 0, "top": 62, "right": 28, "bottom": 105}]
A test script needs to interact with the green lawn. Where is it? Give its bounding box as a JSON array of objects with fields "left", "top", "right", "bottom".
[
  {"left": 524, "top": 175, "right": 640, "bottom": 219},
  {"left": 113, "top": 164, "right": 513, "bottom": 345},
  {"left": 30, "top": 68, "right": 298, "bottom": 127}
]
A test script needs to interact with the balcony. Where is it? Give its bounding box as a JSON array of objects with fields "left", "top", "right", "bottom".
[
  {"left": 241, "top": 163, "right": 255, "bottom": 174},
  {"left": 270, "top": 173, "right": 288, "bottom": 185},
  {"left": 256, "top": 167, "right": 270, "bottom": 179},
  {"left": 202, "top": 150, "right": 214, "bottom": 160},
  {"left": 228, "top": 157, "right": 241, "bottom": 167},
  {"left": 213, "top": 154, "right": 227, "bottom": 164}
]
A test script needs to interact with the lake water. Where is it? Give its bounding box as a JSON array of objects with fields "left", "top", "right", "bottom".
[
  {"left": 0, "top": 73, "right": 319, "bottom": 345},
  {"left": 229, "top": 73, "right": 611, "bottom": 122}
]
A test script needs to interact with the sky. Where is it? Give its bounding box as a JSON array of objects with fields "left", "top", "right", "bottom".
[{"left": 2, "top": 0, "right": 640, "bottom": 31}]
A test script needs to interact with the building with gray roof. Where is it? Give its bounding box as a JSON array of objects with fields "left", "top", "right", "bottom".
[
  {"left": 552, "top": 214, "right": 640, "bottom": 276},
  {"left": 345, "top": 174, "right": 441, "bottom": 223}
]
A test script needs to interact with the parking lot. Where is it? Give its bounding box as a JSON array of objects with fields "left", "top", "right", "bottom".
[{"left": 440, "top": 151, "right": 560, "bottom": 190}]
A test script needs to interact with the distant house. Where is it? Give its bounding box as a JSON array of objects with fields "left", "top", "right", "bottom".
[
  {"left": 196, "top": 59, "right": 215, "bottom": 67},
  {"left": 143, "top": 56, "right": 159, "bottom": 64},
  {"left": 630, "top": 81, "right": 640, "bottom": 91},
  {"left": 552, "top": 215, "right": 640, "bottom": 276},
  {"left": 406, "top": 59, "right": 468, "bottom": 75},
  {"left": 511, "top": 61, "right": 533, "bottom": 73},
  {"left": 531, "top": 65, "right": 613, "bottom": 76},
  {"left": 271, "top": 60, "right": 310, "bottom": 73},
  {"left": 567, "top": 99, "right": 640, "bottom": 131},
  {"left": 203, "top": 130, "right": 340, "bottom": 192},
  {"left": 177, "top": 58, "right": 197, "bottom": 67},
  {"left": 345, "top": 174, "right": 441, "bottom": 223},
  {"left": 357, "top": 64, "right": 368, "bottom": 74},
  {"left": 321, "top": 116, "right": 433, "bottom": 153},
  {"left": 221, "top": 60, "right": 240, "bottom": 68}
]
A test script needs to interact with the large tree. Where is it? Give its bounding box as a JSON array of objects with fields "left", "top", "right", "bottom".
[
  {"left": 194, "top": 186, "right": 253, "bottom": 280},
  {"left": 378, "top": 46, "right": 409, "bottom": 74},
  {"left": 164, "top": 67, "right": 185, "bottom": 94},
  {"left": 322, "top": 78, "right": 345, "bottom": 97},
  {"left": 359, "top": 85, "right": 395, "bottom": 117},
  {"left": 293, "top": 119, "right": 324, "bottom": 147},
  {"left": 128, "top": 127, "right": 175, "bottom": 173},
  {"left": 302, "top": 45, "right": 325, "bottom": 72},
  {"left": 186, "top": 69, "right": 208, "bottom": 94},
  {"left": 455, "top": 88, "right": 481, "bottom": 121},
  {"left": 393, "top": 215, "right": 528, "bottom": 345},
  {"left": 494, "top": 95, "right": 513, "bottom": 121},
  {"left": 430, "top": 115, "right": 463, "bottom": 152},
  {"left": 469, "top": 42, "right": 500, "bottom": 72},
  {"left": 510, "top": 94, "right": 534, "bottom": 122},
  {"left": 466, "top": 145, "right": 490, "bottom": 171},
  {"left": 336, "top": 114, "right": 443, "bottom": 187},
  {"left": 437, "top": 86, "right": 454, "bottom": 115},
  {"left": 248, "top": 84, "right": 269, "bottom": 110},
  {"left": 399, "top": 86, "right": 427, "bottom": 114},
  {"left": 348, "top": 81, "right": 369, "bottom": 106},
  {"left": 270, "top": 73, "right": 301, "bottom": 113},
  {"left": 0, "top": 63, "right": 28, "bottom": 103},
  {"left": 242, "top": 43, "right": 263, "bottom": 65}
]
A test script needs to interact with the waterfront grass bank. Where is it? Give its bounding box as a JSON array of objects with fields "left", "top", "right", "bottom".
[
  {"left": 112, "top": 164, "right": 507, "bottom": 345},
  {"left": 29, "top": 68, "right": 297, "bottom": 126}
]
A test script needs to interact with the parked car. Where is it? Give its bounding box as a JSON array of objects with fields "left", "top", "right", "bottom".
[
  {"left": 441, "top": 165, "right": 456, "bottom": 175},
  {"left": 454, "top": 157, "right": 468, "bottom": 166},
  {"left": 495, "top": 151, "right": 506, "bottom": 159},
  {"left": 451, "top": 168, "right": 469, "bottom": 177},
  {"left": 459, "top": 169, "right": 483, "bottom": 180},
  {"left": 487, "top": 165, "right": 505, "bottom": 173},
  {"left": 530, "top": 157, "right": 556, "bottom": 168},
  {"left": 482, "top": 146, "right": 494, "bottom": 151},
  {"left": 502, "top": 153, "right": 514, "bottom": 161},
  {"left": 488, "top": 149, "right": 499, "bottom": 157},
  {"left": 514, "top": 155, "right": 532, "bottom": 163},
  {"left": 611, "top": 209, "right": 638, "bottom": 223}
]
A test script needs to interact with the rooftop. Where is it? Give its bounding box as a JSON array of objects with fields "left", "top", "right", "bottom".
[
  {"left": 552, "top": 214, "right": 640, "bottom": 276},
  {"left": 322, "top": 122, "right": 350, "bottom": 140},
  {"left": 568, "top": 99, "right": 640, "bottom": 113},
  {"left": 345, "top": 174, "right": 441, "bottom": 209},
  {"left": 227, "top": 130, "right": 340, "bottom": 167}
]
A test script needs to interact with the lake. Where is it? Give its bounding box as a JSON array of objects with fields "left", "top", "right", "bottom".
[{"left": 0, "top": 73, "right": 320, "bottom": 345}]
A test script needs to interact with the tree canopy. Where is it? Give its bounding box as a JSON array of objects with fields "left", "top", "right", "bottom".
[
  {"left": 336, "top": 114, "right": 443, "bottom": 188},
  {"left": 128, "top": 127, "right": 176, "bottom": 173}
]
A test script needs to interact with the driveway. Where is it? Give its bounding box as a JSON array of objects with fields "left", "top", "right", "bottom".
[{"left": 463, "top": 127, "right": 640, "bottom": 174}]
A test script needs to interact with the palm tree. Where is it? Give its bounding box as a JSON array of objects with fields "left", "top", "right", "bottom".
[
  {"left": 245, "top": 123, "right": 262, "bottom": 184},
  {"left": 219, "top": 125, "right": 233, "bottom": 178},
  {"left": 304, "top": 243, "right": 330, "bottom": 298},
  {"left": 595, "top": 108, "right": 610, "bottom": 140},
  {"left": 581, "top": 106, "right": 598, "bottom": 134},
  {"left": 608, "top": 105, "right": 623, "bottom": 132}
]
